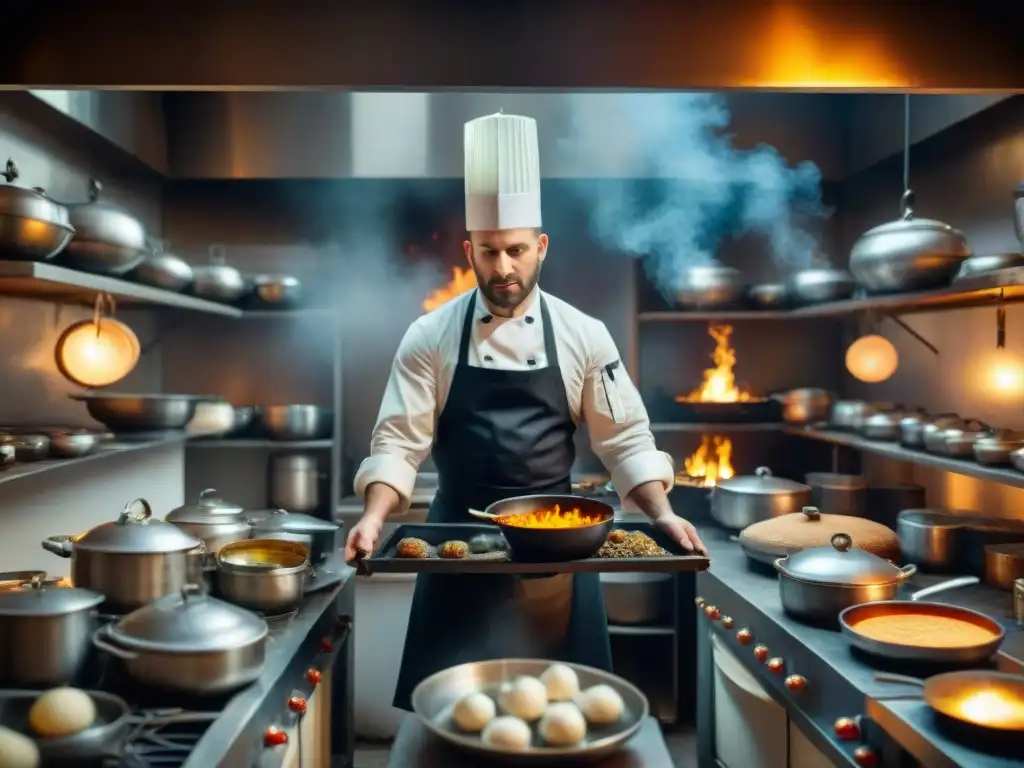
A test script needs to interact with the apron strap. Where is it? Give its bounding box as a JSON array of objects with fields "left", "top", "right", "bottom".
[
  {"left": 538, "top": 295, "right": 559, "bottom": 367},
  {"left": 456, "top": 289, "right": 478, "bottom": 366}
]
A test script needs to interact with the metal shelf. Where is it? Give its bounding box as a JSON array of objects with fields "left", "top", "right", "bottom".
[
  {"left": 651, "top": 422, "right": 785, "bottom": 433},
  {"left": 638, "top": 266, "right": 1024, "bottom": 323},
  {"left": 783, "top": 426, "right": 1024, "bottom": 491},
  {"left": 0, "top": 434, "right": 188, "bottom": 487},
  {"left": 0, "top": 261, "right": 243, "bottom": 316},
  {"left": 187, "top": 438, "right": 334, "bottom": 449},
  {"left": 239, "top": 308, "right": 337, "bottom": 319}
]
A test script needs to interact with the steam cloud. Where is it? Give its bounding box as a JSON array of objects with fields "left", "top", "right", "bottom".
[{"left": 561, "top": 93, "right": 830, "bottom": 295}]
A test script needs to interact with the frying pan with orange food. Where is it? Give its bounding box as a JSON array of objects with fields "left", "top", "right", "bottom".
[{"left": 469, "top": 495, "right": 615, "bottom": 562}]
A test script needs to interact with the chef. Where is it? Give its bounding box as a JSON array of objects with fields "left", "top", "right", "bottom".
[{"left": 345, "top": 112, "right": 707, "bottom": 711}]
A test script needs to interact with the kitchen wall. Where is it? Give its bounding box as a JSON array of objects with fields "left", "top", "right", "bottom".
[
  {"left": 836, "top": 96, "right": 1024, "bottom": 517},
  {"left": 0, "top": 98, "right": 184, "bottom": 572}
]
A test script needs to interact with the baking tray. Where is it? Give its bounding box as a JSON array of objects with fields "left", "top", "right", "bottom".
[{"left": 363, "top": 522, "right": 710, "bottom": 575}]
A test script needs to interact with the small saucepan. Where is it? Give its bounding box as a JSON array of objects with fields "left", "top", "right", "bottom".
[
  {"left": 875, "top": 670, "right": 1024, "bottom": 751},
  {"left": 468, "top": 494, "right": 615, "bottom": 562}
]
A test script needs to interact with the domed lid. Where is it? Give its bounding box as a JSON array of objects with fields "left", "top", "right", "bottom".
[
  {"left": 0, "top": 159, "right": 72, "bottom": 227},
  {"left": 778, "top": 533, "right": 905, "bottom": 585},
  {"left": 716, "top": 466, "right": 809, "bottom": 496},
  {"left": 76, "top": 498, "right": 201, "bottom": 554},
  {"left": 66, "top": 179, "right": 146, "bottom": 246},
  {"left": 0, "top": 575, "right": 103, "bottom": 616},
  {"left": 248, "top": 508, "right": 339, "bottom": 534},
  {"left": 110, "top": 584, "right": 267, "bottom": 652},
  {"left": 166, "top": 488, "right": 245, "bottom": 520}
]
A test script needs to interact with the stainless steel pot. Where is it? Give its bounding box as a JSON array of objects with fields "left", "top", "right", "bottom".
[
  {"left": 170, "top": 488, "right": 245, "bottom": 518},
  {"left": 849, "top": 189, "right": 971, "bottom": 294},
  {"left": 954, "top": 253, "right": 1024, "bottom": 280},
  {"left": 829, "top": 400, "right": 871, "bottom": 431},
  {"left": 42, "top": 498, "right": 205, "bottom": 612},
  {"left": 248, "top": 508, "right": 339, "bottom": 562},
  {"left": 774, "top": 533, "right": 917, "bottom": 622},
  {"left": 191, "top": 245, "right": 246, "bottom": 303},
  {"left": 165, "top": 489, "right": 250, "bottom": 553},
  {"left": 672, "top": 265, "right": 747, "bottom": 310},
  {"left": 709, "top": 466, "right": 813, "bottom": 531},
  {"left": 0, "top": 576, "right": 104, "bottom": 687},
  {"left": 130, "top": 240, "right": 194, "bottom": 292},
  {"left": 268, "top": 452, "right": 324, "bottom": 514},
  {"left": 983, "top": 543, "right": 1024, "bottom": 591},
  {"left": 216, "top": 539, "right": 309, "bottom": 614},
  {"left": 897, "top": 510, "right": 963, "bottom": 572},
  {"left": 774, "top": 387, "right": 830, "bottom": 426},
  {"left": 805, "top": 472, "right": 866, "bottom": 516},
  {"left": 0, "top": 159, "right": 75, "bottom": 261},
  {"left": 600, "top": 572, "right": 671, "bottom": 625},
  {"left": 259, "top": 405, "right": 332, "bottom": 441},
  {"left": 746, "top": 283, "right": 789, "bottom": 310},
  {"left": 0, "top": 433, "right": 51, "bottom": 461},
  {"left": 1011, "top": 446, "right": 1024, "bottom": 474},
  {"left": 938, "top": 420, "right": 992, "bottom": 458},
  {"left": 71, "top": 393, "right": 219, "bottom": 433},
  {"left": 92, "top": 583, "right": 268, "bottom": 695},
  {"left": 973, "top": 430, "right": 1024, "bottom": 466},
  {"left": 899, "top": 412, "right": 958, "bottom": 449},
  {"left": 48, "top": 429, "right": 101, "bottom": 458},
  {"left": 59, "top": 179, "right": 148, "bottom": 275},
  {"left": 921, "top": 415, "right": 970, "bottom": 453},
  {"left": 786, "top": 267, "right": 856, "bottom": 305},
  {"left": 860, "top": 410, "right": 904, "bottom": 441},
  {"left": 249, "top": 274, "right": 303, "bottom": 308}
]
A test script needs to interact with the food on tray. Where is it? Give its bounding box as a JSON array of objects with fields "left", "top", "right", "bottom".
[
  {"left": 452, "top": 691, "right": 496, "bottom": 732},
  {"left": 540, "top": 663, "right": 580, "bottom": 702},
  {"left": 497, "top": 676, "right": 548, "bottom": 721},
  {"left": 28, "top": 687, "right": 97, "bottom": 737},
  {"left": 578, "top": 683, "right": 625, "bottom": 725},
  {"left": 438, "top": 540, "right": 470, "bottom": 559},
  {"left": 598, "top": 530, "right": 669, "bottom": 558},
  {"left": 847, "top": 614, "right": 998, "bottom": 648},
  {"left": 0, "top": 726, "right": 39, "bottom": 768},
  {"left": 395, "top": 537, "right": 429, "bottom": 559},
  {"left": 538, "top": 701, "right": 587, "bottom": 746},
  {"left": 469, "top": 533, "right": 506, "bottom": 554},
  {"left": 606, "top": 529, "right": 628, "bottom": 544},
  {"left": 481, "top": 715, "right": 532, "bottom": 750},
  {"left": 496, "top": 505, "right": 605, "bottom": 529}
]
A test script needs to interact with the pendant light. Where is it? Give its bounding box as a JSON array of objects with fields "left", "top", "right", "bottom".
[
  {"left": 845, "top": 333, "right": 899, "bottom": 384},
  {"left": 55, "top": 293, "right": 141, "bottom": 388}
]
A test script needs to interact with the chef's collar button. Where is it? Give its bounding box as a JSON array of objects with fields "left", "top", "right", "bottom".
[
  {"left": 527, "top": 359, "right": 537, "bottom": 366},
  {"left": 525, "top": 316, "right": 535, "bottom": 324},
  {"left": 480, "top": 315, "right": 493, "bottom": 324},
  {"left": 484, "top": 355, "right": 494, "bottom": 362}
]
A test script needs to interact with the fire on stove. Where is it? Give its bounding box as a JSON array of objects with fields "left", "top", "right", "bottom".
[{"left": 678, "top": 434, "right": 735, "bottom": 488}]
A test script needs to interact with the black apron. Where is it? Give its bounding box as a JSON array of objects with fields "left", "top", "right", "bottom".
[{"left": 392, "top": 290, "right": 613, "bottom": 711}]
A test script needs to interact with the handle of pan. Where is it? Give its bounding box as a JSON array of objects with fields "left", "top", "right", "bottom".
[
  {"left": 468, "top": 508, "right": 498, "bottom": 521},
  {"left": 910, "top": 575, "right": 979, "bottom": 601},
  {"left": 874, "top": 672, "right": 925, "bottom": 688}
]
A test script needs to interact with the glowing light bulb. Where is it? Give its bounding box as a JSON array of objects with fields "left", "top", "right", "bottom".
[
  {"left": 55, "top": 318, "right": 140, "bottom": 388},
  {"left": 845, "top": 334, "right": 899, "bottom": 384}
]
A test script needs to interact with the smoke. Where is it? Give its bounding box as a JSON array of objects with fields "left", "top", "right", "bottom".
[{"left": 561, "top": 93, "right": 830, "bottom": 295}]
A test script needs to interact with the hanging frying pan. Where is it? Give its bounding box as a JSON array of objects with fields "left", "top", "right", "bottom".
[{"left": 876, "top": 671, "right": 1024, "bottom": 753}]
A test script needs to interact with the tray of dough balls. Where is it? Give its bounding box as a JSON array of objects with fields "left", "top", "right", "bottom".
[
  {"left": 364, "top": 522, "right": 710, "bottom": 575},
  {"left": 0, "top": 686, "right": 131, "bottom": 766},
  {"left": 411, "top": 659, "right": 647, "bottom": 763}
]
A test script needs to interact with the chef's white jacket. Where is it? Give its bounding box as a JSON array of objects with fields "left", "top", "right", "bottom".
[{"left": 354, "top": 288, "right": 674, "bottom": 509}]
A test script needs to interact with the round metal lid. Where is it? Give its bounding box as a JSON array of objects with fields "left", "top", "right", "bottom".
[
  {"left": 66, "top": 179, "right": 146, "bottom": 247},
  {"left": 898, "top": 510, "right": 967, "bottom": 530},
  {"left": 249, "top": 509, "right": 339, "bottom": 533},
  {"left": 780, "top": 533, "right": 903, "bottom": 585},
  {"left": 0, "top": 160, "right": 73, "bottom": 227},
  {"left": 76, "top": 499, "right": 202, "bottom": 554},
  {"left": 166, "top": 488, "right": 245, "bottom": 521},
  {"left": 716, "top": 466, "right": 810, "bottom": 496},
  {"left": 0, "top": 576, "right": 104, "bottom": 616},
  {"left": 110, "top": 584, "right": 268, "bottom": 652}
]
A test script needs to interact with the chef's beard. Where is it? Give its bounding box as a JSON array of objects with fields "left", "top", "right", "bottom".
[{"left": 473, "top": 260, "right": 542, "bottom": 311}]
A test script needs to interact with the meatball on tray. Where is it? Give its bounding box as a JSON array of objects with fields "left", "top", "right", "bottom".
[{"left": 360, "top": 522, "right": 710, "bottom": 575}]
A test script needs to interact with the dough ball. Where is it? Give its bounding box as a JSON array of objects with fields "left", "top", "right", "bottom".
[
  {"left": 396, "top": 537, "right": 428, "bottom": 558},
  {"left": 0, "top": 726, "right": 39, "bottom": 768},
  {"left": 540, "top": 663, "right": 580, "bottom": 702},
  {"left": 480, "top": 716, "right": 532, "bottom": 751},
  {"left": 28, "top": 687, "right": 97, "bottom": 737},
  {"left": 578, "top": 684, "right": 625, "bottom": 726},
  {"left": 438, "top": 540, "right": 469, "bottom": 559},
  {"left": 451, "top": 691, "right": 496, "bottom": 732},
  {"left": 497, "top": 676, "right": 548, "bottom": 721},
  {"left": 538, "top": 702, "right": 587, "bottom": 746}
]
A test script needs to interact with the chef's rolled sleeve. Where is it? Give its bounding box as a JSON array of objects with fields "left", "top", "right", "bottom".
[
  {"left": 582, "top": 322, "right": 675, "bottom": 498},
  {"left": 353, "top": 321, "right": 437, "bottom": 506}
]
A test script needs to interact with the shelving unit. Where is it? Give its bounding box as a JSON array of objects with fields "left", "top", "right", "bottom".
[
  {"left": 651, "top": 422, "right": 784, "bottom": 433},
  {"left": 188, "top": 439, "right": 334, "bottom": 450}
]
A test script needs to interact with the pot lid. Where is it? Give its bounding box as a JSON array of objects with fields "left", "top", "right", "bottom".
[
  {"left": 0, "top": 160, "right": 72, "bottom": 228},
  {"left": 110, "top": 584, "right": 267, "bottom": 652},
  {"left": 166, "top": 488, "right": 245, "bottom": 520},
  {"left": 66, "top": 179, "right": 146, "bottom": 245},
  {"left": 716, "top": 466, "right": 809, "bottom": 495},
  {"left": 249, "top": 509, "right": 339, "bottom": 533},
  {"left": 779, "top": 533, "right": 903, "bottom": 585},
  {"left": 76, "top": 498, "right": 202, "bottom": 554},
  {"left": 897, "top": 509, "right": 965, "bottom": 529},
  {"left": 0, "top": 576, "right": 103, "bottom": 616}
]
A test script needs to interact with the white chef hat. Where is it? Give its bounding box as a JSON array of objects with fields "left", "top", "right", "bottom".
[{"left": 464, "top": 112, "right": 542, "bottom": 231}]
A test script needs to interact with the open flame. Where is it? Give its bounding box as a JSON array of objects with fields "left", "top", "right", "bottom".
[
  {"left": 679, "top": 323, "right": 754, "bottom": 403},
  {"left": 679, "top": 435, "right": 735, "bottom": 487},
  {"left": 423, "top": 267, "right": 476, "bottom": 312}
]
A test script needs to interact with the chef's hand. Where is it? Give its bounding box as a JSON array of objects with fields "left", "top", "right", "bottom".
[
  {"left": 653, "top": 514, "right": 708, "bottom": 556},
  {"left": 345, "top": 515, "right": 383, "bottom": 565}
]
